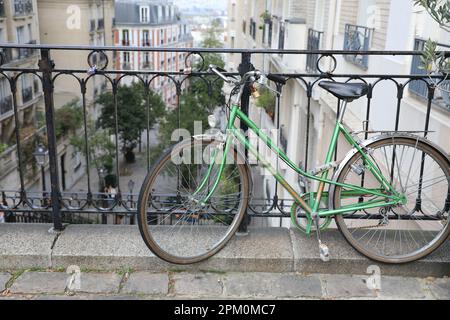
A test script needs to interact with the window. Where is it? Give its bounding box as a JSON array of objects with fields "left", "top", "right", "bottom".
[
  {"left": 16, "top": 26, "right": 26, "bottom": 44},
  {"left": 231, "top": 36, "right": 235, "bottom": 49},
  {"left": 242, "top": 20, "right": 246, "bottom": 34},
  {"left": 140, "top": 6, "right": 149, "bottom": 23},
  {"left": 143, "top": 30, "right": 150, "bottom": 46},
  {"left": 123, "top": 52, "right": 130, "bottom": 65},
  {"left": 122, "top": 29, "right": 129, "bottom": 46},
  {"left": 160, "top": 29, "right": 164, "bottom": 45}
]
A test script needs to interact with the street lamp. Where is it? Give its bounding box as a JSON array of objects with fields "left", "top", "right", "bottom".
[
  {"left": 98, "top": 166, "right": 108, "bottom": 191},
  {"left": 128, "top": 179, "right": 135, "bottom": 224},
  {"left": 98, "top": 166, "right": 107, "bottom": 224},
  {"left": 33, "top": 144, "right": 48, "bottom": 205}
]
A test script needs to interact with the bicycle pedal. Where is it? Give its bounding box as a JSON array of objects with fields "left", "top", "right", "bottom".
[{"left": 319, "top": 243, "right": 330, "bottom": 262}]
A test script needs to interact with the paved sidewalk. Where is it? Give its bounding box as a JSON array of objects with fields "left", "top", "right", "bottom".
[{"left": 0, "top": 270, "right": 448, "bottom": 300}]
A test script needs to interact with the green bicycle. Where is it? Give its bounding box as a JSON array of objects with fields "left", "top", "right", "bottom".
[{"left": 137, "top": 65, "right": 450, "bottom": 265}]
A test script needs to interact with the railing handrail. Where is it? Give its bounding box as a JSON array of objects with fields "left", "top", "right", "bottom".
[{"left": 0, "top": 43, "right": 449, "bottom": 56}]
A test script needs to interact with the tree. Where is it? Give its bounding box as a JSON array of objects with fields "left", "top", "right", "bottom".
[
  {"left": 54, "top": 99, "right": 83, "bottom": 140},
  {"left": 70, "top": 120, "right": 116, "bottom": 189},
  {"left": 154, "top": 23, "right": 227, "bottom": 155},
  {"left": 96, "top": 82, "right": 165, "bottom": 162}
]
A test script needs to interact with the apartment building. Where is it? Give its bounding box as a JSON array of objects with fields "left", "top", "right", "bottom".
[
  {"left": 38, "top": 0, "right": 115, "bottom": 109},
  {"left": 226, "top": 0, "right": 450, "bottom": 227},
  {"left": 0, "top": 0, "right": 44, "bottom": 190},
  {"left": 114, "top": 0, "right": 193, "bottom": 108},
  {"left": 17, "top": 0, "right": 116, "bottom": 193}
]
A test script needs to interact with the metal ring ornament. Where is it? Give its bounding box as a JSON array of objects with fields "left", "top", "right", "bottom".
[
  {"left": 87, "top": 50, "right": 108, "bottom": 70},
  {"left": 316, "top": 54, "right": 337, "bottom": 75},
  {"left": 184, "top": 51, "right": 205, "bottom": 72}
]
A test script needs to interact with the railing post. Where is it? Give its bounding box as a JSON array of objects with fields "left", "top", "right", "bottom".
[
  {"left": 38, "top": 49, "right": 64, "bottom": 232},
  {"left": 237, "top": 51, "right": 253, "bottom": 234}
]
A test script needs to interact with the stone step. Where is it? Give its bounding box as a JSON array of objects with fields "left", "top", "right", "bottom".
[{"left": 0, "top": 224, "right": 448, "bottom": 277}]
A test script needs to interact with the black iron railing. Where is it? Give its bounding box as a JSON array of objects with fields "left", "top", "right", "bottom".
[{"left": 0, "top": 44, "right": 448, "bottom": 232}]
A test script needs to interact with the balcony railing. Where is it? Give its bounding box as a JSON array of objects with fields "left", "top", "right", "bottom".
[
  {"left": 306, "top": 29, "right": 323, "bottom": 73},
  {"left": 0, "top": 44, "right": 448, "bottom": 231},
  {"left": 343, "top": 24, "right": 372, "bottom": 69},
  {"left": 409, "top": 38, "right": 450, "bottom": 110},
  {"left": 14, "top": 0, "right": 33, "bottom": 16}
]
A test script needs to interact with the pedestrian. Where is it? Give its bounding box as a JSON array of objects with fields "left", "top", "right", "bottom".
[{"left": 0, "top": 199, "right": 8, "bottom": 223}]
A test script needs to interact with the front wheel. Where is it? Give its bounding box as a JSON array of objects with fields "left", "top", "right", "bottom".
[
  {"left": 331, "top": 135, "right": 449, "bottom": 264},
  {"left": 137, "top": 137, "right": 250, "bottom": 264}
]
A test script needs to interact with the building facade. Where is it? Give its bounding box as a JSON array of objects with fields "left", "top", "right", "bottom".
[
  {"left": 226, "top": 0, "right": 450, "bottom": 227},
  {"left": 0, "top": 0, "right": 44, "bottom": 191},
  {"left": 114, "top": 0, "right": 193, "bottom": 108}
]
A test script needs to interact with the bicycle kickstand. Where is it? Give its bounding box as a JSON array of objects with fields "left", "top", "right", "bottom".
[{"left": 313, "top": 212, "right": 330, "bottom": 262}]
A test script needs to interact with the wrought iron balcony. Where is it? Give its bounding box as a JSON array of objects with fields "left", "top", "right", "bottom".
[
  {"left": 410, "top": 38, "right": 450, "bottom": 110},
  {"left": 343, "top": 24, "right": 372, "bottom": 69},
  {"left": 14, "top": 0, "right": 33, "bottom": 16},
  {"left": 306, "top": 29, "right": 323, "bottom": 73},
  {"left": 0, "top": 43, "right": 448, "bottom": 232}
]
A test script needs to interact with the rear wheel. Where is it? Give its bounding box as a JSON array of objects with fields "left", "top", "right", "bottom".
[
  {"left": 332, "top": 136, "right": 449, "bottom": 263},
  {"left": 137, "top": 138, "right": 250, "bottom": 264}
]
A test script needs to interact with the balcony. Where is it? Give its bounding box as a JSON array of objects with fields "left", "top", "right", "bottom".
[
  {"left": 306, "top": 29, "right": 323, "bottom": 73},
  {"left": 343, "top": 24, "right": 372, "bottom": 69},
  {"left": 14, "top": 0, "right": 33, "bottom": 17},
  {"left": 409, "top": 38, "right": 450, "bottom": 111}
]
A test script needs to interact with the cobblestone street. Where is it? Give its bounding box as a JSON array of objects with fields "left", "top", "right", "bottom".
[{"left": 0, "top": 270, "right": 448, "bottom": 300}]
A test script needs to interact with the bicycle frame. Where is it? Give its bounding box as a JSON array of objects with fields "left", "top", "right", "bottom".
[{"left": 194, "top": 103, "right": 403, "bottom": 230}]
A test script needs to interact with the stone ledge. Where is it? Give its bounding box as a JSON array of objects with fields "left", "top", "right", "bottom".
[{"left": 0, "top": 224, "right": 448, "bottom": 277}]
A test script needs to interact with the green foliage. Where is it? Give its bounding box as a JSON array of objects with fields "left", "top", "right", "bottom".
[
  {"left": 96, "top": 82, "right": 165, "bottom": 157},
  {"left": 0, "top": 143, "right": 8, "bottom": 154},
  {"left": 414, "top": 0, "right": 450, "bottom": 32},
  {"left": 70, "top": 120, "right": 116, "bottom": 174},
  {"left": 255, "top": 88, "right": 276, "bottom": 114},
  {"left": 154, "top": 23, "right": 226, "bottom": 154},
  {"left": 414, "top": 0, "right": 450, "bottom": 74},
  {"left": 55, "top": 99, "right": 83, "bottom": 139},
  {"left": 260, "top": 10, "right": 271, "bottom": 22}
]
